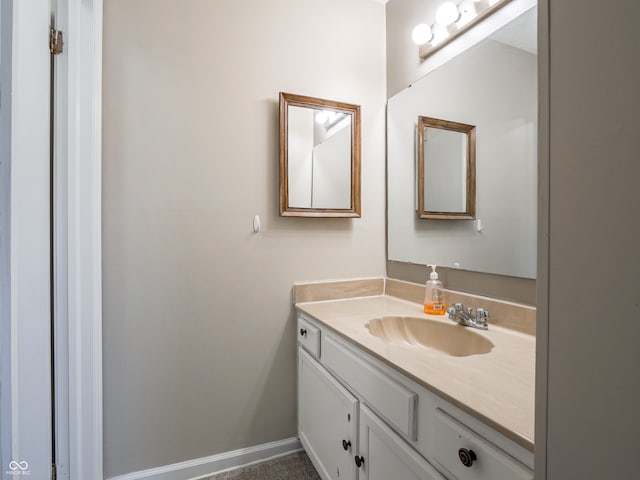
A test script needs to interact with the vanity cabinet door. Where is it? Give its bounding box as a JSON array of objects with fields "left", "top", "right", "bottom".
[
  {"left": 299, "top": 348, "right": 358, "bottom": 480},
  {"left": 357, "top": 405, "right": 445, "bottom": 480}
]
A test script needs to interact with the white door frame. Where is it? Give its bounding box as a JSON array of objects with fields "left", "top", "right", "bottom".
[
  {"left": 1, "top": 0, "right": 106, "bottom": 478},
  {"left": 0, "top": 0, "right": 53, "bottom": 478},
  {"left": 1, "top": 0, "right": 104, "bottom": 478},
  {"left": 52, "top": 0, "right": 104, "bottom": 478}
]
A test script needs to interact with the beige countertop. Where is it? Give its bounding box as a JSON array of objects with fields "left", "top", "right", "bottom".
[{"left": 295, "top": 294, "right": 535, "bottom": 452}]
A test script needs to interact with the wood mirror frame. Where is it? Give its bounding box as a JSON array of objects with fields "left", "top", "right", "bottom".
[
  {"left": 417, "top": 116, "right": 476, "bottom": 219},
  {"left": 279, "top": 92, "right": 361, "bottom": 217}
]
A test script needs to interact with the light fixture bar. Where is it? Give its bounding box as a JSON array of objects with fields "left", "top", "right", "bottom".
[{"left": 417, "top": 0, "right": 516, "bottom": 61}]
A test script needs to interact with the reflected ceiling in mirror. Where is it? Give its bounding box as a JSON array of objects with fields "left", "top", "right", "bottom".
[{"left": 279, "top": 92, "right": 361, "bottom": 217}]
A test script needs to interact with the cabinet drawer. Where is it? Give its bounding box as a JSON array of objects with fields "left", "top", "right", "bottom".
[
  {"left": 323, "top": 333, "right": 418, "bottom": 441},
  {"left": 431, "top": 408, "right": 533, "bottom": 480},
  {"left": 298, "top": 316, "right": 320, "bottom": 359}
]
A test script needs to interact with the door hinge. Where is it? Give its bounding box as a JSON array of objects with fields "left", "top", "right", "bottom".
[
  {"left": 51, "top": 463, "right": 57, "bottom": 480},
  {"left": 50, "top": 29, "right": 64, "bottom": 55}
]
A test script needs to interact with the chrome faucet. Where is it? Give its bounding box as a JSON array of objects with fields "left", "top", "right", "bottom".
[{"left": 447, "top": 303, "right": 489, "bottom": 330}]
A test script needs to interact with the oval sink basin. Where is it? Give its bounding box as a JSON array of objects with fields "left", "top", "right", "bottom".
[{"left": 366, "top": 315, "right": 494, "bottom": 357}]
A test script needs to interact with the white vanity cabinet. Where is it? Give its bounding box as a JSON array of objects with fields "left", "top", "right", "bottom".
[
  {"left": 298, "top": 343, "right": 439, "bottom": 480},
  {"left": 297, "top": 313, "right": 534, "bottom": 480},
  {"left": 299, "top": 348, "right": 358, "bottom": 480},
  {"left": 358, "top": 405, "right": 445, "bottom": 480}
]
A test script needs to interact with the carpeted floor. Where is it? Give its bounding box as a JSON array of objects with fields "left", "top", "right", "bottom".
[{"left": 201, "top": 451, "right": 321, "bottom": 480}]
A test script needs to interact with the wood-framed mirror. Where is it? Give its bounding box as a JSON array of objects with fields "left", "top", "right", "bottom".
[
  {"left": 279, "top": 92, "right": 361, "bottom": 217},
  {"left": 417, "top": 116, "right": 476, "bottom": 219}
]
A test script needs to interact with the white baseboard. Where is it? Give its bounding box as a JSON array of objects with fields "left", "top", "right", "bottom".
[{"left": 106, "top": 437, "right": 302, "bottom": 480}]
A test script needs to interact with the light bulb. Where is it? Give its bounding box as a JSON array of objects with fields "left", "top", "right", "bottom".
[
  {"left": 435, "top": 2, "right": 460, "bottom": 27},
  {"left": 411, "top": 24, "right": 433, "bottom": 45},
  {"left": 315, "top": 111, "right": 328, "bottom": 125}
]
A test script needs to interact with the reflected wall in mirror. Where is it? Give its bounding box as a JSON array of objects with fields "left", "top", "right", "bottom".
[
  {"left": 387, "top": 6, "right": 537, "bottom": 278},
  {"left": 418, "top": 116, "right": 476, "bottom": 219},
  {"left": 279, "top": 92, "right": 361, "bottom": 217}
]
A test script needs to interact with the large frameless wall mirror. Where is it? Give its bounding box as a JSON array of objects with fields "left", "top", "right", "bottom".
[
  {"left": 387, "top": 4, "right": 537, "bottom": 278},
  {"left": 279, "top": 92, "right": 361, "bottom": 217},
  {"left": 418, "top": 116, "right": 476, "bottom": 219}
]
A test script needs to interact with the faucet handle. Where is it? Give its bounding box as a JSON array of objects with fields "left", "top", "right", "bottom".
[
  {"left": 454, "top": 303, "right": 464, "bottom": 312},
  {"left": 476, "top": 308, "right": 489, "bottom": 324}
]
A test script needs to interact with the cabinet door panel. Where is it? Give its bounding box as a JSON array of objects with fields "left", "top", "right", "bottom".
[
  {"left": 299, "top": 348, "right": 358, "bottom": 480},
  {"left": 358, "top": 405, "right": 445, "bottom": 480}
]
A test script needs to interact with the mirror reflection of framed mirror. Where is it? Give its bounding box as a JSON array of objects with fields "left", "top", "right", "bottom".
[
  {"left": 279, "top": 92, "right": 361, "bottom": 217},
  {"left": 417, "top": 116, "right": 476, "bottom": 219}
]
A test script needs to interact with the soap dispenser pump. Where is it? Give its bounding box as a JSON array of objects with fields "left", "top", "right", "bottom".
[{"left": 424, "top": 265, "right": 445, "bottom": 315}]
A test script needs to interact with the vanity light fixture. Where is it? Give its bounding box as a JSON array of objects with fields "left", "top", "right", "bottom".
[
  {"left": 435, "top": 2, "right": 460, "bottom": 27},
  {"left": 412, "top": 0, "right": 515, "bottom": 60},
  {"left": 316, "top": 110, "right": 346, "bottom": 130},
  {"left": 431, "top": 24, "right": 450, "bottom": 46},
  {"left": 411, "top": 23, "right": 433, "bottom": 45},
  {"left": 457, "top": 0, "right": 479, "bottom": 27},
  {"left": 315, "top": 111, "right": 329, "bottom": 125}
]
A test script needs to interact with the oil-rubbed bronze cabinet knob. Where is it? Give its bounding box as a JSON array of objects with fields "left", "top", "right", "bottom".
[
  {"left": 458, "top": 448, "right": 477, "bottom": 467},
  {"left": 342, "top": 440, "right": 351, "bottom": 451},
  {"left": 300, "top": 328, "right": 307, "bottom": 337}
]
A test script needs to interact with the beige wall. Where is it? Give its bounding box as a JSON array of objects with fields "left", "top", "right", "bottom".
[
  {"left": 102, "top": 0, "right": 387, "bottom": 477},
  {"left": 539, "top": 0, "right": 640, "bottom": 477}
]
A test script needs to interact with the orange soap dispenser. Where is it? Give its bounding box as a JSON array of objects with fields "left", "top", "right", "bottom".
[{"left": 424, "top": 264, "right": 445, "bottom": 315}]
